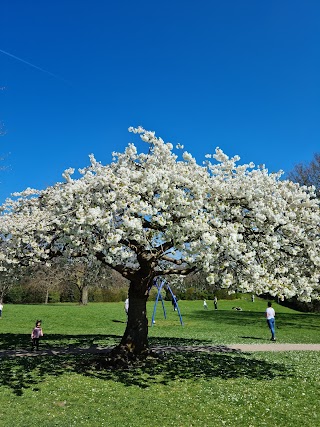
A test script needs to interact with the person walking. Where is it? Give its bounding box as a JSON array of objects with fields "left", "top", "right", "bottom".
[
  {"left": 213, "top": 296, "right": 218, "bottom": 310},
  {"left": 203, "top": 299, "right": 208, "bottom": 309},
  {"left": 31, "top": 320, "right": 44, "bottom": 350},
  {"left": 0, "top": 302, "right": 3, "bottom": 318},
  {"left": 265, "top": 302, "right": 276, "bottom": 341}
]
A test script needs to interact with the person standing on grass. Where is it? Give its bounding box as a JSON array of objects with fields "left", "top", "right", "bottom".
[
  {"left": 203, "top": 299, "right": 208, "bottom": 309},
  {"left": 124, "top": 297, "right": 129, "bottom": 319},
  {"left": 0, "top": 302, "right": 3, "bottom": 318},
  {"left": 31, "top": 320, "right": 43, "bottom": 350},
  {"left": 265, "top": 302, "right": 276, "bottom": 341},
  {"left": 172, "top": 295, "right": 178, "bottom": 311},
  {"left": 213, "top": 296, "right": 218, "bottom": 310}
]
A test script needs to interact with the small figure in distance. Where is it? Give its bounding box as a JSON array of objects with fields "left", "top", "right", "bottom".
[
  {"left": 203, "top": 299, "right": 208, "bottom": 310},
  {"left": 265, "top": 302, "right": 276, "bottom": 341},
  {"left": 31, "top": 320, "right": 44, "bottom": 351},
  {"left": 251, "top": 294, "right": 255, "bottom": 302},
  {"left": 213, "top": 296, "right": 218, "bottom": 310},
  {"left": 0, "top": 302, "right": 3, "bottom": 318},
  {"left": 124, "top": 297, "right": 129, "bottom": 319},
  {"left": 172, "top": 295, "right": 178, "bottom": 311}
]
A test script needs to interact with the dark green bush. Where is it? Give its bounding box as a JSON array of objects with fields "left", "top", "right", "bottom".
[
  {"left": 90, "top": 287, "right": 128, "bottom": 302},
  {"left": 5, "top": 284, "right": 46, "bottom": 304}
]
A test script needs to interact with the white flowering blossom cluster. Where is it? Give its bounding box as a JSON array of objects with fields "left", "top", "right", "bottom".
[{"left": 1, "top": 127, "right": 320, "bottom": 302}]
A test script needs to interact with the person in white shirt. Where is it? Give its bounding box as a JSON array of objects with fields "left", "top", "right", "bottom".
[
  {"left": 265, "top": 301, "right": 276, "bottom": 341},
  {"left": 124, "top": 298, "right": 129, "bottom": 319},
  {"left": 0, "top": 302, "right": 3, "bottom": 318}
]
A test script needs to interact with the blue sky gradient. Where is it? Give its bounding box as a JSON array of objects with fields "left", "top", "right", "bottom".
[{"left": 1, "top": 0, "right": 320, "bottom": 202}]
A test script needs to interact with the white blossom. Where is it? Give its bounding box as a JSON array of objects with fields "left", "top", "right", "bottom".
[{"left": 0, "top": 127, "right": 320, "bottom": 302}]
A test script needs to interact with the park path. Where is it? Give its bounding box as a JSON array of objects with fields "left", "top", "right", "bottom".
[
  {"left": 152, "top": 343, "right": 320, "bottom": 353},
  {"left": 0, "top": 343, "right": 320, "bottom": 358},
  {"left": 227, "top": 343, "right": 320, "bottom": 352}
]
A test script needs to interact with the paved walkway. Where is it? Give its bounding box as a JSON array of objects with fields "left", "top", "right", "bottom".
[
  {"left": 227, "top": 343, "right": 320, "bottom": 352},
  {"left": 152, "top": 343, "right": 320, "bottom": 354},
  {"left": 0, "top": 343, "right": 320, "bottom": 358}
]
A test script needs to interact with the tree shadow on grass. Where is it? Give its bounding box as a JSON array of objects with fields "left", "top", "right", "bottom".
[
  {"left": 149, "top": 336, "right": 212, "bottom": 347},
  {"left": 0, "top": 333, "right": 122, "bottom": 351},
  {"left": 0, "top": 333, "right": 215, "bottom": 352},
  {"left": 0, "top": 346, "right": 292, "bottom": 396}
]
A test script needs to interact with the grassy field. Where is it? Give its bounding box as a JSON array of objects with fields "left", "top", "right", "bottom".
[{"left": 0, "top": 298, "right": 319, "bottom": 426}]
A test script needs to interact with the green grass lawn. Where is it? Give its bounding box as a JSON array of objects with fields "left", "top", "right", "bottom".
[{"left": 0, "top": 298, "right": 319, "bottom": 426}]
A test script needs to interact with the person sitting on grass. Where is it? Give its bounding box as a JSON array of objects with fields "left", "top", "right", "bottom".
[{"left": 31, "top": 320, "right": 44, "bottom": 351}]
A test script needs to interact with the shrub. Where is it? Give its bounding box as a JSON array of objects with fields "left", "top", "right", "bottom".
[{"left": 90, "top": 287, "right": 128, "bottom": 302}]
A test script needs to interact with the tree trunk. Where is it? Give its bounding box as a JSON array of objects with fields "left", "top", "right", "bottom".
[
  {"left": 44, "top": 288, "right": 49, "bottom": 304},
  {"left": 118, "top": 278, "right": 150, "bottom": 355},
  {"left": 81, "top": 285, "right": 89, "bottom": 305}
]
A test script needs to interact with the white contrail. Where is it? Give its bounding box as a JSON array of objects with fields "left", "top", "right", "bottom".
[{"left": 0, "top": 48, "right": 67, "bottom": 82}]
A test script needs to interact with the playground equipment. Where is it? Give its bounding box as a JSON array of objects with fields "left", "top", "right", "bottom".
[{"left": 151, "top": 278, "right": 184, "bottom": 326}]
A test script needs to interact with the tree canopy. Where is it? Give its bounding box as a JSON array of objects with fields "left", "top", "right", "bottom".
[{"left": 1, "top": 127, "right": 320, "bottom": 355}]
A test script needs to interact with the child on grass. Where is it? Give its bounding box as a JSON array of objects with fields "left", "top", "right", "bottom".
[{"left": 31, "top": 320, "right": 43, "bottom": 350}]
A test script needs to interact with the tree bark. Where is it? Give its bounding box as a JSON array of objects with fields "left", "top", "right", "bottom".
[
  {"left": 44, "top": 288, "right": 49, "bottom": 304},
  {"left": 81, "top": 285, "right": 89, "bottom": 305},
  {"left": 118, "top": 278, "right": 149, "bottom": 355}
]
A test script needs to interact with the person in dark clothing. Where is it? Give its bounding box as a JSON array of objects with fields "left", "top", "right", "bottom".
[{"left": 172, "top": 295, "right": 178, "bottom": 311}]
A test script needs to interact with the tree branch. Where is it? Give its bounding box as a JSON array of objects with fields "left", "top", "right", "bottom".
[
  {"left": 156, "top": 265, "right": 197, "bottom": 276},
  {"left": 119, "top": 238, "right": 142, "bottom": 254},
  {"left": 95, "top": 251, "right": 136, "bottom": 280},
  {"left": 161, "top": 255, "right": 183, "bottom": 265}
]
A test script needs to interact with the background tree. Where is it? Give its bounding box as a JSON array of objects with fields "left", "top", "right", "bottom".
[
  {"left": 282, "top": 153, "right": 320, "bottom": 312},
  {"left": 0, "top": 264, "right": 28, "bottom": 303},
  {"left": 1, "top": 127, "right": 320, "bottom": 359},
  {"left": 287, "top": 153, "right": 320, "bottom": 197},
  {"left": 62, "top": 258, "right": 112, "bottom": 305},
  {"left": 25, "top": 259, "right": 67, "bottom": 304}
]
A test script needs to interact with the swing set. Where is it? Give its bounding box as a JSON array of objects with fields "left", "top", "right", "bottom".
[{"left": 151, "top": 278, "right": 184, "bottom": 326}]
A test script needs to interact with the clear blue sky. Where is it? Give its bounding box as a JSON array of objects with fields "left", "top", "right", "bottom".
[{"left": 1, "top": 0, "right": 319, "bottom": 202}]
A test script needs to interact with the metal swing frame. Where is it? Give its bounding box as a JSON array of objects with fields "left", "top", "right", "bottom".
[{"left": 151, "top": 278, "right": 184, "bottom": 326}]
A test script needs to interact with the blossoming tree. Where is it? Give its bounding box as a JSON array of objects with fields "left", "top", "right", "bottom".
[{"left": 1, "top": 127, "right": 320, "bottom": 356}]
